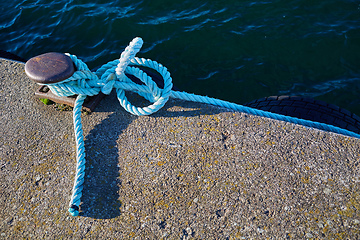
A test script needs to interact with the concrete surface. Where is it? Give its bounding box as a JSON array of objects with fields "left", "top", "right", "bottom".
[{"left": 0, "top": 58, "right": 359, "bottom": 239}]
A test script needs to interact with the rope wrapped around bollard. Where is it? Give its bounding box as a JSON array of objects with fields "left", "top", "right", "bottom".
[{"left": 30, "top": 37, "right": 360, "bottom": 216}]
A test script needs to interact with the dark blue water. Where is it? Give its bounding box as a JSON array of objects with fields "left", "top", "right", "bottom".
[{"left": 1, "top": 0, "right": 360, "bottom": 114}]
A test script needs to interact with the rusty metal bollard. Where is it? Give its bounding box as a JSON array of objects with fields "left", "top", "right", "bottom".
[{"left": 25, "top": 52, "right": 104, "bottom": 111}]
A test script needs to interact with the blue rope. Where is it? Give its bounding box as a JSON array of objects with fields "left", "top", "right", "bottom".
[
  {"left": 68, "top": 94, "right": 87, "bottom": 216},
  {"left": 40, "top": 37, "right": 360, "bottom": 216}
]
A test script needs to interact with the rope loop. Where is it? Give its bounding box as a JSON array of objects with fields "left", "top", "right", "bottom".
[{"left": 47, "top": 37, "right": 173, "bottom": 116}]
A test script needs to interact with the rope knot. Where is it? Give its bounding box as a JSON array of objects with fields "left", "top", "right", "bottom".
[
  {"left": 96, "top": 37, "right": 173, "bottom": 116},
  {"left": 101, "top": 73, "right": 116, "bottom": 95},
  {"left": 49, "top": 37, "right": 173, "bottom": 117}
]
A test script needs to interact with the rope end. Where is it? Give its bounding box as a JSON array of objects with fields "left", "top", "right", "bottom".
[
  {"left": 69, "top": 205, "right": 80, "bottom": 216},
  {"left": 132, "top": 37, "right": 143, "bottom": 46}
]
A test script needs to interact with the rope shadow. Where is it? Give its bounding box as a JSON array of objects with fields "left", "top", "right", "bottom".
[
  {"left": 79, "top": 91, "right": 138, "bottom": 218},
  {"left": 80, "top": 111, "right": 132, "bottom": 219},
  {"left": 92, "top": 91, "right": 230, "bottom": 117},
  {"left": 78, "top": 92, "right": 228, "bottom": 219}
]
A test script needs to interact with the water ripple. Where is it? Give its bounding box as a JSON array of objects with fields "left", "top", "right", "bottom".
[
  {"left": 1, "top": 0, "right": 360, "bottom": 114},
  {"left": 0, "top": 10, "right": 22, "bottom": 29},
  {"left": 279, "top": 77, "right": 360, "bottom": 98},
  {"left": 138, "top": 5, "right": 211, "bottom": 25}
]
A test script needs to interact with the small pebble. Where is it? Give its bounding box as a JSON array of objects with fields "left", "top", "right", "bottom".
[
  {"left": 305, "top": 232, "right": 313, "bottom": 238},
  {"left": 323, "top": 188, "right": 331, "bottom": 194}
]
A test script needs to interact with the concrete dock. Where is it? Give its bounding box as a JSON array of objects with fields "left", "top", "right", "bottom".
[{"left": 0, "top": 58, "right": 359, "bottom": 239}]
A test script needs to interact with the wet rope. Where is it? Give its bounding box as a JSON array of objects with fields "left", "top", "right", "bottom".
[{"left": 43, "top": 37, "right": 360, "bottom": 216}]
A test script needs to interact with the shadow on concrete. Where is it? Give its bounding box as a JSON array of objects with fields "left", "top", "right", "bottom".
[
  {"left": 92, "top": 91, "right": 225, "bottom": 117},
  {"left": 78, "top": 91, "right": 226, "bottom": 219},
  {"left": 80, "top": 112, "right": 133, "bottom": 219}
]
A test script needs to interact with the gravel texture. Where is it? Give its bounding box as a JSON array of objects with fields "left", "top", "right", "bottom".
[{"left": 0, "top": 58, "right": 359, "bottom": 239}]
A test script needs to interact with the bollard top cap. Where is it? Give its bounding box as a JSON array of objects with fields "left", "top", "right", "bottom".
[{"left": 25, "top": 52, "right": 75, "bottom": 84}]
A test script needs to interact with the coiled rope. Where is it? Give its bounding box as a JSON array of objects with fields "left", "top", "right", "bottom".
[{"left": 42, "top": 37, "right": 360, "bottom": 216}]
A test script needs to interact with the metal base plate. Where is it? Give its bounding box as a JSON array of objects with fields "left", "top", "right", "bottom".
[{"left": 35, "top": 85, "right": 105, "bottom": 112}]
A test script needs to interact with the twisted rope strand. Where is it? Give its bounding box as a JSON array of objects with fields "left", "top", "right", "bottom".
[
  {"left": 170, "top": 91, "right": 360, "bottom": 138},
  {"left": 39, "top": 37, "right": 360, "bottom": 216},
  {"left": 68, "top": 94, "right": 87, "bottom": 216}
]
